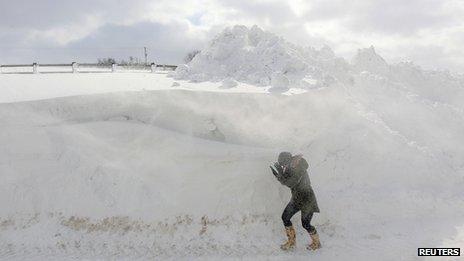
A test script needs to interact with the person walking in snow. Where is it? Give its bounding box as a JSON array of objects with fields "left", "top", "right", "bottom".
[{"left": 270, "top": 152, "right": 321, "bottom": 251}]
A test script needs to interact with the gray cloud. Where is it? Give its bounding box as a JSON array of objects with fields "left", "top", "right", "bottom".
[
  {"left": 68, "top": 21, "right": 206, "bottom": 64},
  {"left": 218, "top": 0, "right": 297, "bottom": 25},
  {"left": 349, "top": 0, "right": 457, "bottom": 35},
  {"left": 0, "top": 0, "right": 151, "bottom": 29},
  {"left": 0, "top": 21, "right": 206, "bottom": 64},
  {"left": 304, "top": 0, "right": 457, "bottom": 35}
]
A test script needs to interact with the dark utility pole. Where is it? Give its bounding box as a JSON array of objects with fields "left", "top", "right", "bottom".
[{"left": 144, "top": 47, "right": 148, "bottom": 65}]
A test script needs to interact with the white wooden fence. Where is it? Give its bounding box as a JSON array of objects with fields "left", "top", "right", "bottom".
[{"left": 0, "top": 62, "right": 177, "bottom": 74}]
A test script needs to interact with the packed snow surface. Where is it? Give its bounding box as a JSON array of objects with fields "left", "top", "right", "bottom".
[{"left": 1, "top": 25, "right": 464, "bottom": 260}]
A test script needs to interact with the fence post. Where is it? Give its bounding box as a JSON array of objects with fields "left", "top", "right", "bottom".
[
  {"left": 33, "top": 63, "right": 39, "bottom": 74},
  {"left": 111, "top": 63, "right": 117, "bottom": 73},
  {"left": 151, "top": 63, "right": 156, "bottom": 73},
  {"left": 72, "top": 62, "right": 78, "bottom": 73},
  {"left": 162, "top": 64, "right": 166, "bottom": 71}
]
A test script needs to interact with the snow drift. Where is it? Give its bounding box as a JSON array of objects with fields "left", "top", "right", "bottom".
[{"left": 1, "top": 88, "right": 463, "bottom": 260}]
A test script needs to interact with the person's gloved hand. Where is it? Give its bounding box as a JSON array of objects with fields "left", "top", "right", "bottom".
[
  {"left": 270, "top": 166, "right": 279, "bottom": 177},
  {"left": 274, "top": 162, "right": 284, "bottom": 174}
]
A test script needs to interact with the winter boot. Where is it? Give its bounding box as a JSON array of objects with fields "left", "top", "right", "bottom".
[
  {"left": 307, "top": 231, "right": 322, "bottom": 250},
  {"left": 280, "top": 226, "right": 296, "bottom": 250}
]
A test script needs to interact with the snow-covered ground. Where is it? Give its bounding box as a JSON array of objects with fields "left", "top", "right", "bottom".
[{"left": 1, "top": 26, "right": 464, "bottom": 260}]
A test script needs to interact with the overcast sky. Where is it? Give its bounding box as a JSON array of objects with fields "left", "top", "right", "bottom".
[{"left": 0, "top": 0, "right": 463, "bottom": 72}]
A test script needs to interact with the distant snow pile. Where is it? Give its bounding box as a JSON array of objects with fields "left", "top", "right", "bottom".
[
  {"left": 351, "top": 46, "right": 464, "bottom": 107},
  {"left": 173, "top": 25, "right": 347, "bottom": 90},
  {"left": 174, "top": 25, "right": 464, "bottom": 99}
]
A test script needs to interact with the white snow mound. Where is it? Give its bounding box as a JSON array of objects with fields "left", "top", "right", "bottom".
[
  {"left": 174, "top": 25, "right": 345, "bottom": 88},
  {"left": 174, "top": 25, "right": 464, "bottom": 101}
]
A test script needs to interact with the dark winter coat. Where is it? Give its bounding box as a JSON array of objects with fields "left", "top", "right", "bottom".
[{"left": 272, "top": 155, "right": 320, "bottom": 213}]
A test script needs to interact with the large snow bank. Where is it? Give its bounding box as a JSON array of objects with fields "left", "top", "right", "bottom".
[
  {"left": 174, "top": 25, "right": 464, "bottom": 102},
  {"left": 1, "top": 88, "right": 463, "bottom": 259},
  {"left": 173, "top": 25, "right": 347, "bottom": 89}
]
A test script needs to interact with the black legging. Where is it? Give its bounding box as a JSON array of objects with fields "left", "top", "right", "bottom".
[{"left": 281, "top": 201, "right": 317, "bottom": 235}]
